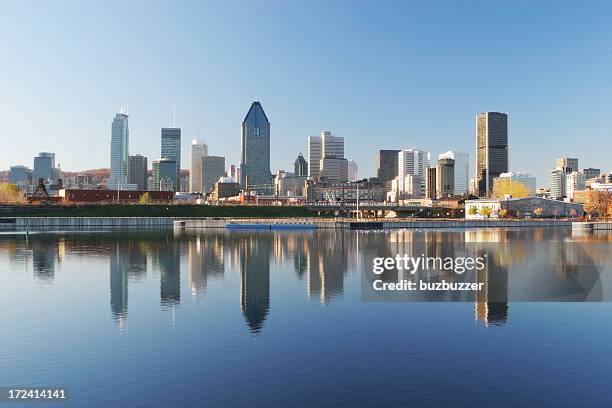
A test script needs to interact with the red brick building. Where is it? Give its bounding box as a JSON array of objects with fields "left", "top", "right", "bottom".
[{"left": 59, "top": 189, "right": 173, "bottom": 203}]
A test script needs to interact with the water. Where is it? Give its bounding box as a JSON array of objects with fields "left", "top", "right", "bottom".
[{"left": 1, "top": 227, "right": 612, "bottom": 407}]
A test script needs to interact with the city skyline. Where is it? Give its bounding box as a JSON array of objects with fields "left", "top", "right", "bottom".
[{"left": 2, "top": 1, "right": 612, "bottom": 185}]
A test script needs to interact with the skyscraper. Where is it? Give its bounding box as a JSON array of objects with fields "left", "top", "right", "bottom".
[
  {"left": 9, "top": 165, "right": 32, "bottom": 187},
  {"left": 425, "top": 167, "right": 437, "bottom": 199},
  {"left": 189, "top": 139, "right": 208, "bottom": 193},
  {"left": 438, "top": 151, "right": 469, "bottom": 196},
  {"left": 307, "top": 136, "right": 322, "bottom": 178},
  {"left": 397, "top": 149, "right": 430, "bottom": 198},
  {"left": 308, "top": 131, "right": 348, "bottom": 182},
  {"left": 347, "top": 160, "right": 358, "bottom": 182},
  {"left": 152, "top": 159, "right": 178, "bottom": 191},
  {"left": 201, "top": 156, "right": 226, "bottom": 195},
  {"left": 294, "top": 153, "right": 308, "bottom": 176},
  {"left": 476, "top": 112, "right": 508, "bottom": 197},
  {"left": 128, "top": 154, "right": 148, "bottom": 191},
  {"left": 240, "top": 101, "right": 271, "bottom": 187},
  {"left": 33, "top": 152, "right": 56, "bottom": 184},
  {"left": 109, "top": 112, "right": 129, "bottom": 189},
  {"left": 436, "top": 158, "right": 455, "bottom": 198},
  {"left": 555, "top": 157, "right": 578, "bottom": 173},
  {"left": 161, "top": 127, "right": 181, "bottom": 189},
  {"left": 376, "top": 149, "right": 400, "bottom": 182}
]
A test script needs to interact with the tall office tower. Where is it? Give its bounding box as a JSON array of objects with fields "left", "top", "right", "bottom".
[
  {"left": 376, "top": 149, "right": 400, "bottom": 182},
  {"left": 398, "top": 149, "right": 430, "bottom": 197},
  {"left": 555, "top": 157, "right": 579, "bottom": 173},
  {"left": 189, "top": 139, "right": 208, "bottom": 192},
  {"left": 228, "top": 164, "right": 239, "bottom": 181},
  {"left": 549, "top": 169, "right": 566, "bottom": 199},
  {"left": 240, "top": 101, "right": 271, "bottom": 187},
  {"left": 127, "top": 154, "right": 148, "bottom": 190},
  {"left": 476, "top": 112, "right": 508, "bottom": 197},
  {"left": 565, "top": 171, "right": 585, "bottom": 200},
  {"left": 152, "top": 159, "right": 178, "bottom": 191},
  {"left": 581, "top": 167, "right": 600, "bottom": 180},
  {"left": 425, "top": 167, "right": 437, "bottom": 199},
  {"left": 9, "top": 165, "right": 32, "bottom": 187},
  {"left": 201, "top": 156, "right": 226, "bottom": 195},
  {"left": 436, "top": 158, "right": 455, "bottom": 198},
  {"left": 109, "top": 111, "right": 129, "bottom": 189},
  {"left": 161, "top": 127, "right": 181, "bottom": 189},
  {"left": 318, "top": 131, "right": 348, "bottom": 182},
  {"left": 347, "top": 160, "right": 358, "bottom": 182},
  {"left": 307, "top": 135, "right": 322, "bottom": 178},
  {"left": 33, "top": 152, "right": 56, "bottom": 184},
  {"left": 438, "top": 151, "right": 469, "bottom": 196},
  {"left": 294, "top": 153, "right": 308, "bottom": 176}
]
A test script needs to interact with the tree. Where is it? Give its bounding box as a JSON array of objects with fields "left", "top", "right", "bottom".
[
  {"left": 0, "top": 183, "right": 25, "bottom": 204},
  {"left": 582, "top": 190, "right": 612, "bottom": 218},
  {"left": 499, "top": 208, "right": 509, "bottom": 218},
  {"left": 468, "top": 206, "right": 478, "bottom": 215},
  {"left": 479, "top": 206, "right": 492, "bottom": 218},
  {"left": 491, "top": 178, "right": 530, "bottom": 199},
  {"left": 533, "top": 207, "right": 543, "bottom": 218},
  {"left": 139, "top": 192, "right": 152, "bottom": 204}
]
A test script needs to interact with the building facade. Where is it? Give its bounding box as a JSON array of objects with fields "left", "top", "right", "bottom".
[
  {"left": 202, "top": 156, "right": 226, "bottom": 195},
  {"left": 438, "top": 151, "right": 469, "bottom": 196},
  {"left": 397, "top": 148, "right": 430, "bottom": 198},
  {"left": 189, "top": 139, "right": 208, "bottom": 193},
  {"left": 240, "top": 101, "right": 271, "bottom": 187},
  {"left": 476, "top": 112, "right": 508, "bottom": 197},
  {"left": 555, "top": 157, "right": 578, "bottom": 173},
  {"left": 376, "top": 149, "right": 401, "bottom": 183},
  {"left": 152, "top": 159, "right": 178, "bottom": 191},
  {"left": 549, "top": 169, "right": 566, "bottom": 199},
  {"left": 109, "top": 112, "right": 129, "bottom": 189},
  {"left": 161, "top": 127, "right": 181, "bottom": 189},
  {"left": 347, "top": 160, "right": 358, "bottom": 182},
  {"left": 425, "top": 167, "right": 437, "bottom": 199},
  {"left": 436, "top": 158, "right": 455, "bottom": 198},
  {"left": 565, "top": 171, "right": 585, "bottom": 200},
  {"left": 33, "top": 152, "right": 56, "bottom": 185},
  {"left": 9, "top": 165, "right": 32, "bottom": 187},
  {"left": 294, "top": 153, "right": 308, "bottom": 176},
  {"left": 127, "top": 154, "right": 148, "bottom": 191}
]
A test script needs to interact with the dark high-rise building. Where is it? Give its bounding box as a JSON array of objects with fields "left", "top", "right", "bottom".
[
  {"left": 240, "top": 101, "right": 271, "bottom": 187},
  {"left": 555, "top": 157, "right": 578, "bottom": 173},
  {"left": 161, "top": 127, "right": 181, "bottom": 189},
  {"left": 128, "top": 154, "right": 148, "bottom": 190},
  {"left": 376, "top": 149, "right": 400, "bottom": 182},
  {"left": 294, "top": 153, "right": 308, "bottom": 176},
  {"left": 425, "top": 167, "right": 437, "bottom": 199},
  {"left": 436, "top": 158, "right": 455, "bottom": 198},
  {"left": 476, "top": 112, "right": 508, "bottom": 197}
]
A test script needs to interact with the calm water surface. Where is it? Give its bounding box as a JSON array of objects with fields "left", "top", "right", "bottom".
[{"left": 1, "top": 227, "right": 612, "bottom": 407}]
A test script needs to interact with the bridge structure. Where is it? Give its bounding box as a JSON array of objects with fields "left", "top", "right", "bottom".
[{"left": 305, "top": 202, "right": 431, "bottom": 218}]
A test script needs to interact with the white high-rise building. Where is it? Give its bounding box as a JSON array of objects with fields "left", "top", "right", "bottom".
[
  {"left": 109, "top": 111, "right": 129, "bottom": 189},
  {"left": 549, "top": 169, "right": 566, "bottom": 199},
  {"left": 308, "top": 131, "right": 347, "bottom": 182},
  {"left": 307, "top": 135, "right": 322, "bottom": 178},
  {"left": 189, "top": 139, "right": 208, "bottom": 193},
  {"left": 347, "top": 160, "right": 358, "bottom": 182},
  {"left": 398, "top": 149, "right": 430, "bottom": 197},
  {"left": 565, "top": 171, "right": 585, "bottom": 200},
  {"left": 438, "top": 151, "right": 469, "bottom": 196}
]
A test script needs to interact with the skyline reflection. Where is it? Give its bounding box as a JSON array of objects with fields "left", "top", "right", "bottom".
[{"left": 0, "top": 228, "right": 610, "bottom": 333}]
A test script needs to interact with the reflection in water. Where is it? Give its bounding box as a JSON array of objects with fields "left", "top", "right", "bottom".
[
  {"left": 238, "top": 232, "right": 271, "bottom": 334},
  {"left": 1, "top": 228, "right": 611, "bottom": 334}
]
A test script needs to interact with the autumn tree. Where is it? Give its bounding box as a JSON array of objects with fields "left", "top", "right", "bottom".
[
  {"left": 468, "top": 206, "right": 478, "bottom": 215},
  {"left": 582, "top": 190, "right": 612, "bottom": 218},
  {"left": 139, "top": 192, "right": 152, "bottom": 204},
  {"left": 479, "top": 206, "right": 492, "bottom": 218},
  {"left": 533, "top": 207, "right": 543, "bottom": 218},
  {"left": 0, "top": 183, "right": 25, "bottom": 204},
  {"left": 491, "top": 178, "right": 531, "bottom": 199}
]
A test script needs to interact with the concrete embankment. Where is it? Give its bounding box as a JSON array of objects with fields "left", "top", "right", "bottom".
[{"left": 0, "top": 217, "right": 579, "bottom": 230}]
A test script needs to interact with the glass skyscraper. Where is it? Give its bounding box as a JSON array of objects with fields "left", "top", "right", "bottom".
[
  {"left": 240, "top": 101, "right": 271, "bottom": 187},
  {"left": 161, "top": 127, "right": 181, "bottom": 189},
  {"left": 476, "top": 112, "right": 508, "bottom": 197},
  {"left": 33, "top": 152, "right": 56, "bottom": 184},
  {"left": 109, "top": 112, "right": 129, "bottom": 189}
]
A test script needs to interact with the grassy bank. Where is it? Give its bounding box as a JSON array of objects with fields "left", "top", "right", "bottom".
[{"left": 1, "top": 204, "right": 319, "bottom": 218}]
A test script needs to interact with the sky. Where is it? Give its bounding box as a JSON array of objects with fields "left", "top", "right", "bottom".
[{"left": 1, "top": 0, "right": 612, "bottom": 187}]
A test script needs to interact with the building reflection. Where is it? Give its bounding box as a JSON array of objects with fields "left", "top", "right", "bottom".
[
  {"left": 237, "top": 232, "right": 271, "bottom": 334},
  {"left": 110, "top": 241, "right": 129, "bottom": 325},
  {"left": 30, "top": 236, "right": 58, "bottom": 283},
  {"left": 152, "top": 238, "right": 181, "bottom": 307},
  {"left": 306, "top": 231, "right": 347, "bottom": 304},
  {"left": 474, "top": 249, "right": 508, "bottom": 326},
  {"left": 188, "top": 235, "right": 224, "bottom": 298}
]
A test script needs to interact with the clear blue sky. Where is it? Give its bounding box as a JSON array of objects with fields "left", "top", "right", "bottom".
[{"left": 2, "top": 0, "right": 611, "bottom": 186}]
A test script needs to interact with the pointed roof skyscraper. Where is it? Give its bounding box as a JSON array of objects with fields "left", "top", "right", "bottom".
[{"left": 240, "top": 101, "right": 271, "bottom": 188}]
